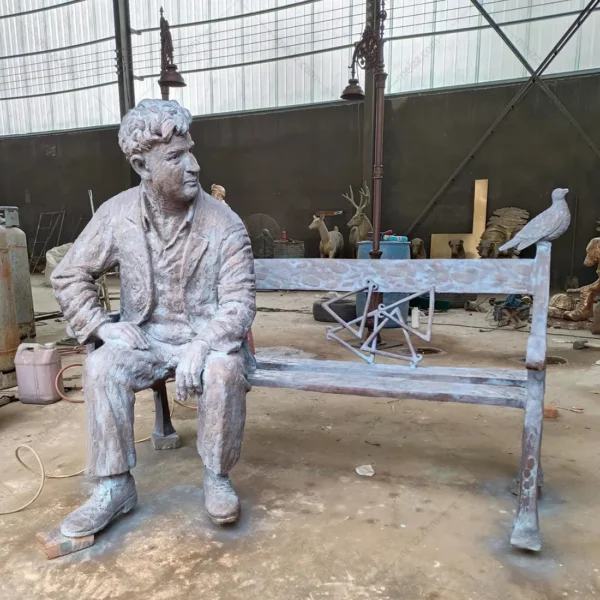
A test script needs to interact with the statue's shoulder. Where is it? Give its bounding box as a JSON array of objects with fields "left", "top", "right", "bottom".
[
  {"left": 199, "top": 189, "right": 244, "bottom": 230},
  {"left": 95, "top": 187, "right": 140, "bottom": 220}
]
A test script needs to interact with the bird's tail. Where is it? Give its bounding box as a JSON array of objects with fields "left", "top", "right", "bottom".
[{"left": 499, "top": 239, "right": 517, "bottom": 253}]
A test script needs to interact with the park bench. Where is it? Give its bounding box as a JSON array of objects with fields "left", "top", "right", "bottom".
[{"left": 144, "top": 241, "right": 553, "bottom": 552}]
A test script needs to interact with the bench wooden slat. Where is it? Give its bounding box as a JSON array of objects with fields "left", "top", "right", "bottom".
[
  {"left": 254, "top": 258, "right": 536, "bottom": 294},
  {"left": 248, "top": 365, "right": 526, "bottom": 408},
  {"left": 255, "top": 358, "right": 527, "bottom": 387}
]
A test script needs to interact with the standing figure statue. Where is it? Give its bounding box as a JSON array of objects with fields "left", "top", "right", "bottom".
[
  {"left": 211, "top": 183, "right": 228, "bottom": 207},
  {"left": 160, "top": 7, "right": 175, "bottom": 73},
  {"left": 51, "top": 99, "right": 256, "bottom": 537}
]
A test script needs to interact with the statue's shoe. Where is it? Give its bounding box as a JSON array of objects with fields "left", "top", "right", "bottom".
[
  {"left": 61, "top": 473, "right": 138, "bottom": 538},
  {"left": 204, "top": 470, "right": 240, "bottom": 525}
]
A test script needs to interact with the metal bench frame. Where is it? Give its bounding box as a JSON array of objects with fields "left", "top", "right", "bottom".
[{"left": 146, "top": 241, "right": 552, "bottom": 551}]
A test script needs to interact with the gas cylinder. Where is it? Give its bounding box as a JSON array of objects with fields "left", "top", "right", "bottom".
[
  {"left": 0, "top": 207, "right": 35, "bottom": 339},
  {"left": 0, "top": 222, "right": 20, "bottom": 375}
]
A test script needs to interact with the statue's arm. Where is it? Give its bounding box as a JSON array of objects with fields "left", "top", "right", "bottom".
[
  {"left": 194, "top": 221, "right": 256, "bottom": 354},
  {"left": 50, "top": 200, "right": 117, "bottom": 344}
]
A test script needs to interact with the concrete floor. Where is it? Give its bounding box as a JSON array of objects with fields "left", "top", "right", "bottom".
[{"left": 1, "top": 277, "right": 600, "bottom": 599}]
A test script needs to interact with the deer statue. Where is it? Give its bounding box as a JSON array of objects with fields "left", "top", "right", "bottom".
[
  {"left": 309, "top": 214, "right": 344, "bottom": 258},
  {"left": 343, "top": 183, "right": 373, "bottom": 258}
]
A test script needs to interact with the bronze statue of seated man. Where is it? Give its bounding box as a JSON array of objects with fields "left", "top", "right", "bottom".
[{"left": 51, "top": 99, "right": 256, "bottom": 537}]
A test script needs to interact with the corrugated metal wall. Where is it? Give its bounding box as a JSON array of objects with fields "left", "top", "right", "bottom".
[
  {"left": 0, "top": 0, "right": 119, "bottom": 135},
  {"left": 1, "top": 0, "right": 599, "bottom": 135},
  {"left": 130, "top": 0, "right": 365, "bottom": 113}
]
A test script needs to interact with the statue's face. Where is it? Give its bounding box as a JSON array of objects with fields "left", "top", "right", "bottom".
[{"left": 136, "top": 134, "right": 200, "bottom": 203}]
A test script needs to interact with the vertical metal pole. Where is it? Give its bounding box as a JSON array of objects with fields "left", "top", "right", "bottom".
[
  {"left": 113, "top": 0, "right": 135, "bottom": 116},
  {"left": 159, "top": 7, "right": 169, "bottom": 101},
  {"left": 369, "top": 0, "right": 386, "bottom": 259},
  {"left": 361, "top": 0, "right": 376, "bottom": 199}
]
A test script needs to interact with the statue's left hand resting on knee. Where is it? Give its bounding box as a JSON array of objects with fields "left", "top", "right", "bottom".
[{"left": 50, "top": 99, "right": 256, "bottom": 537}]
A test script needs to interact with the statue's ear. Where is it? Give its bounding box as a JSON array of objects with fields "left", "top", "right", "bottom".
[{"left": 130, "top": 153, "right": 151, "bottom": 181}]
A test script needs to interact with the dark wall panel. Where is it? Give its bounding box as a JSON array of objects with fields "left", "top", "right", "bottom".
[
  {"left": 383, "top": 74, "right": 600, "bottom": 286},
  {"left": 0, "top": 126, "right": 129, "bottom": 250},
  {"left": 190, "top": 102, "right": 363, "bottom": 259},
  {"left": 1, "top": 72, "right": 598, "bottom": 285}
]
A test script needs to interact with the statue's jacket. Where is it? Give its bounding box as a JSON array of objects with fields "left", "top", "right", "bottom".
[{"left": 51, "top": 186, "right": 256, "bottom": 355}]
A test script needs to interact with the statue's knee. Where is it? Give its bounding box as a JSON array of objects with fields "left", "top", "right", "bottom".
[
  {"left": 84, "top": 343, "right": 123, "bottom": 383},
  {"left": 204, "top": 354, "right": 245, "bottom": 387}
]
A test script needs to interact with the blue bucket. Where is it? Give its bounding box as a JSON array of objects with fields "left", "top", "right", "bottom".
[{"left": 356, "top": 240, "right": 410, "bottom": 329}]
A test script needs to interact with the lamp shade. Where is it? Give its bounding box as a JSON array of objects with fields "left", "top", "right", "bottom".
[{"left": 340, "top": 77, "right": 365, "bottom": 101}]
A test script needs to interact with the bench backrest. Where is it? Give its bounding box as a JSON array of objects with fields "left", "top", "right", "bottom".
[
  {"left": 254, "top": 242, "right": 552, "bottom": 371},
  {"left": 255, "top": 258, "right": 537, "bottom": 294}
]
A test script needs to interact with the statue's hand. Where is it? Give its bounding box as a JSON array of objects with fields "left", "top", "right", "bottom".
[
  {"left": 96, "top": 322, "right": 150, "bottom": 350},
  {"left": 175, "top": 340, "right": 210, "bottom": 401}
]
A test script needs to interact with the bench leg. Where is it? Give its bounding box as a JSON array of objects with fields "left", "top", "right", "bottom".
[
  {"left": 510, "top": 370, "right": 545, "bottom": 552},
  {"left": 151, "top": 380, "right": 181, "bottom": 450},
  {"left": 511, "top": 459, "right": 544, "bottom": 496}
]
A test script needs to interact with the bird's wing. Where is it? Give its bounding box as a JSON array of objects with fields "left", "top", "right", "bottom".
[
  {"left": 499, "top": 208, "right": 560, "bottom": 251},
  {"left": 513, "top": 209, "right": 562, "bottom": 250}
]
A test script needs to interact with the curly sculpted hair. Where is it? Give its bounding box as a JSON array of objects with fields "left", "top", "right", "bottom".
[{"left": 118, "top": 99, "right": 193, "bottom": 161}]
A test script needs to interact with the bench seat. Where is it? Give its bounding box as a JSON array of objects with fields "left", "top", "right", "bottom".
[{"left": 249, "top": 358, "right": 527, "bottom": 408}]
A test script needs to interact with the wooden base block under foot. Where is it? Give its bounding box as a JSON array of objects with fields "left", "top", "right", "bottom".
[{"left": 37, "top": 527, "right": 95, "bottom": 559}]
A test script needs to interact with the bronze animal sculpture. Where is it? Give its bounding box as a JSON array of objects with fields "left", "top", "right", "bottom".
[
  {"left": 477, "top": 207, "right": 530, "bottom": 258},
  {"left": 51, "top": 99, "right": 256, "bottom": 539},
  {"left": 410, "top": 238, "right": 427, "bottom": 259},
  {"left": 309, "top": 214, "right": 344, "bottom": 258},
  {"left": 500, "top": 188, "right": 570, "bottom": 253},
  {"left": 343, "top": 183, "right": 373, "bottom": 258},
  {"left": 448, "top": 238, "right": 466, "bottom": 258},
  {"left": 565, "top": 237, "right": 600, "bottom": 322},
  {"left": 548, "top": 293, "right": 576, "bottom": 318}
]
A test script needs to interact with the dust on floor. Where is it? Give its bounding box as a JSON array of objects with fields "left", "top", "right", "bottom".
[{"left": 1, "top": 281, "right": 599, "bottom": 599}]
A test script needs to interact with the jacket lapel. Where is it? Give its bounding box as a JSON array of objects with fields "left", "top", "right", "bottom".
[
  {"left": 181, "top": 191, "right": 210, "bottom": 288},
  {"left": 123, "top": 189, "right": 154, "bottom": 322}
]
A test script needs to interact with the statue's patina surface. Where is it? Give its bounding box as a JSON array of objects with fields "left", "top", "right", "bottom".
[{"left": 51, "top": 99, "right": 256, "bottom": 537}]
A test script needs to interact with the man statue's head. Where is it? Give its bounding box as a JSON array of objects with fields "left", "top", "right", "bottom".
[{"left": 118, "top": 99, "right": 200, "bottom": 203}]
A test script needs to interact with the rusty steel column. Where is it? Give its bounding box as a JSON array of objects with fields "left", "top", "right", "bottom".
[
  {"left": 113, "top": 0, "right": 136, "bottom": 117},
  {"left": 366, "top": 0, "right": 387, "bottom": 343},
  {"left": 361, "top": 0, "right": 376, "bottom": 206},
  {"left": 370, "top": 7, "right": 387, "bottom": 259}
]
